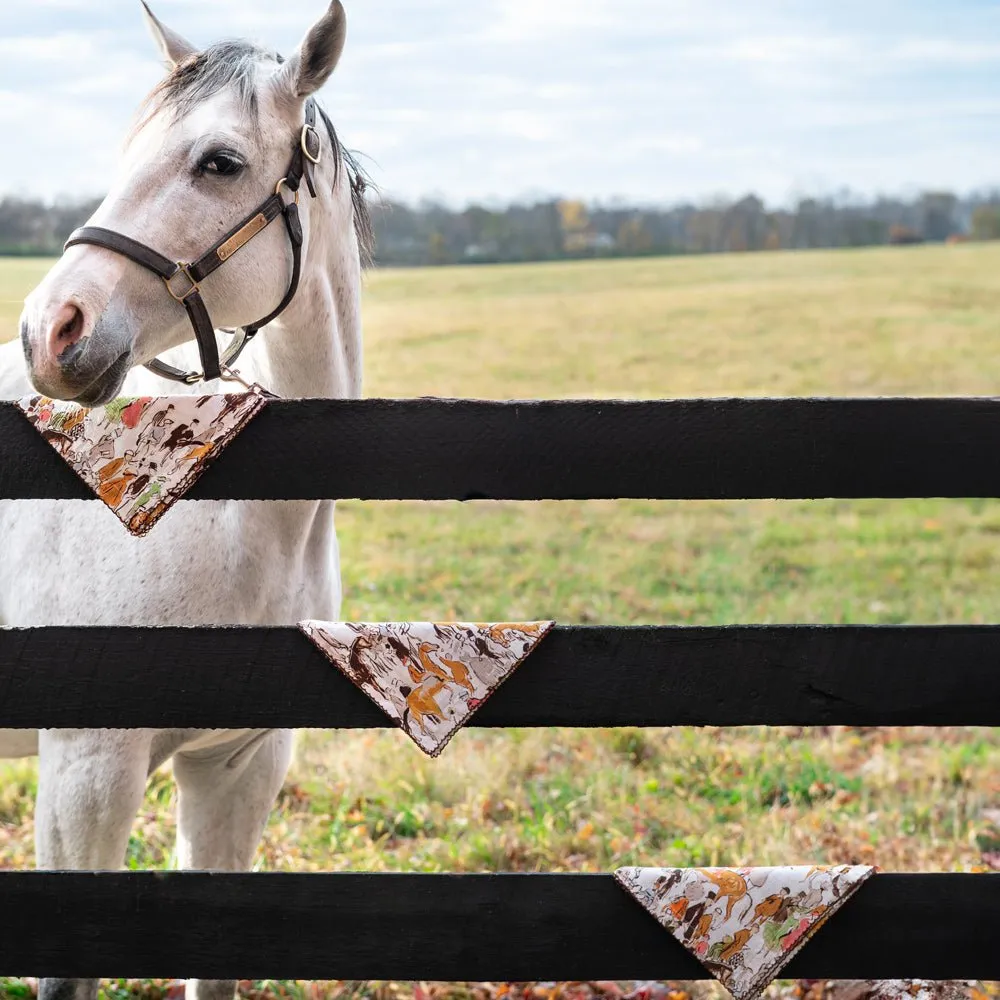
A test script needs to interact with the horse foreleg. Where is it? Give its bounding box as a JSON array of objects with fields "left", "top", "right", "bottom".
[
  {"left": 35, "top": 728, "right": 155, "bottom": 1000},
  {"left": 173, "top": 728, "right": 294, "bottom": 1000}
]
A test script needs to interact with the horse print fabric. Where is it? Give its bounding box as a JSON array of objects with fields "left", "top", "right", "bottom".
[
  {"left": 615, "top": 864, "right": 876, "bottom": 1000},
  {"left": 18, "top": 391, "right": 267, "bottom": 536},
  {"left": 299, "top": 620, "right": 555, "bottom": 755}
]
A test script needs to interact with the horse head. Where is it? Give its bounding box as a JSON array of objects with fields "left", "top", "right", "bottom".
[{"left": 19, "top": 1, "right": 349, "bottom": 405}]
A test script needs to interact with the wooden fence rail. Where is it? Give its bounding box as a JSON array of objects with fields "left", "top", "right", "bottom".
[
  {"left": 0, "top": 873, "right": 994, "bottom": 981},
  {"left": 0, "top": 625, "right": 999, "bottom": 728},
  {"left": 6, "top": 397, "right": 1000, "bottom": 500}
]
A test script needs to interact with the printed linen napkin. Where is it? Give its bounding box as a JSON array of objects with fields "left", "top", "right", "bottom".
[
  {"left": 615, "top": 865, "right": 876, "bottom": 1000},
  {"left": 299, "top": 620, "right": 555, "bottom": 756},
  {"left": 18, "top": 391, "right": 266, "bottom": 535}
]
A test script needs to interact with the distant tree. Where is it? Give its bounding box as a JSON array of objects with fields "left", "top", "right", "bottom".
[
  {"left": 723, "top": 194, "right": 766, "bottom": 252},
  {"left": 919, "top": 191, "right": 958, "bottom": 241},
  {"left": 841, "top": 213, "right": 886, "bottom": 247},
  {"left": 971, "top": 205, "right": 1000, "bottom": 240},
  {"left": 790, "top": 198, "right": 823, "bottom": 249},
  {"left": 427, "top": 231, "right": 450, "bottom": 265},
  {"left": 768, "top": 209, "right": 797, "bottom": 250},
  {"left": 685, "top": 204, "right": 725, "bottom": 253},
  {"left": 616, "top": 216, "right": 653, "bottom": 255},
  {"left": 558, "top": 199, "right": 592, "bottom": 253},
  {"left": 558, "top": 199, "right": 588, "bottom": 232}
]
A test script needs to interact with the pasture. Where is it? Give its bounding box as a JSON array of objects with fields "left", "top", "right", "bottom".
[{"left": 1, "top": 244, "right": 999, "bottom": 997}]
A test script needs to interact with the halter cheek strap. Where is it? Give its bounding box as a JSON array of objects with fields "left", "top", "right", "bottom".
[{"left": 63, "top": 99, "right": 323, "bottom": 386}]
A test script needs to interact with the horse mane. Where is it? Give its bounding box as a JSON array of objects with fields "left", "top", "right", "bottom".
[{"left": 134, "top": 39, "right": 375, "bottom": 267}]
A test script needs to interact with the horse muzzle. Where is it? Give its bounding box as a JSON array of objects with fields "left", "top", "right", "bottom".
[{"left": 21, "top": 298, "right": 134, "bottom": 406}]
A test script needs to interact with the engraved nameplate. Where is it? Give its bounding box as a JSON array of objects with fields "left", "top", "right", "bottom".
[{"left": 217, "top": 213, "right": 269, "bottom": 261}]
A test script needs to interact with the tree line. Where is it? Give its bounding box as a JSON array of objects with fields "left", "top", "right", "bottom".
[{"left": 3, "top": 189, "right": 1000, "bottom": 265}]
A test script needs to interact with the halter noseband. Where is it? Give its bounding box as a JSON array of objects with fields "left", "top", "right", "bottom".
[{"left": 63, "top": 99, "right": 323, "bottom": 386}]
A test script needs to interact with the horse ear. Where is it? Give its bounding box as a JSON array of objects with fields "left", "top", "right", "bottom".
[
  {"left": 140, "top": 1, "right": 197, "bottom": 70},
  {"left": 275, "top": 1, "right": 347, "bottom": 100}
]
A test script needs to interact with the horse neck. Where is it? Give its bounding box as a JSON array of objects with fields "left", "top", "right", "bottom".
[{"left": 240, "top": 164, "right": 363, "bottom": 401}]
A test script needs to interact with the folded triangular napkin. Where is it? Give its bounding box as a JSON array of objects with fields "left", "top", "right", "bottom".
[
  {"left": 17, "top": 392, "right": 267, "bottom": 536},
  {"left": 299, "top": 620, "right": 555, "bottom": 755},
  {"left": 615, "top": 865, "right": 876, "bottom": 1000}
]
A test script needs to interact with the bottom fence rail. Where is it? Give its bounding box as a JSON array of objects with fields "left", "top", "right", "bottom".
[{"left": 0, "top": 872, "right": 994, "bottom": 981}]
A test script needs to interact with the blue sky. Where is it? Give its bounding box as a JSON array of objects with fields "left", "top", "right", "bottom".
[{"left": 1, "top": 0, "right": 998, "bottom": 206}]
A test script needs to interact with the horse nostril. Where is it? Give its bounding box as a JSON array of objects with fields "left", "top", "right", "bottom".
[
  {"left": 47, "top": 303, "right": 87, "bottom": 357},
  {"left": 58, "top": 307, "right": 83, "bottom": 344}
]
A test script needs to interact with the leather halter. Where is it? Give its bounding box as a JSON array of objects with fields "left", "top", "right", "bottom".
[{"left": 63, "top": 100, "right": 323, "bottom": 386}]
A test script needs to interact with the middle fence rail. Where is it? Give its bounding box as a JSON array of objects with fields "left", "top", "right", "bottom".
[{"left": 0, "top": 624, "right": 998, "bottom": 728}]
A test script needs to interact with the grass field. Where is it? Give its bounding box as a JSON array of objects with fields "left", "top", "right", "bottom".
[{"left": 1, "top": 245, "right": 999, "bottom": 998}]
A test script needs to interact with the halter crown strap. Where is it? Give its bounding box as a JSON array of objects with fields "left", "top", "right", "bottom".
[{"left": 62, "top": 99, "right": 321, "bottom": 386}]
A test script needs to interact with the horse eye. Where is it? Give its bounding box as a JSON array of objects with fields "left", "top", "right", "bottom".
[{"left": 199, "top": 151, "right": 245, "bottom": 177}]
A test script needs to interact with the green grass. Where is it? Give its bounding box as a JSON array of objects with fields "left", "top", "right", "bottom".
[
  {"left": 0, "top": 257, "right": 52, "bottom": 345},
  {"left": 2, "top": 246, "right": 999, "bottom": 998}
]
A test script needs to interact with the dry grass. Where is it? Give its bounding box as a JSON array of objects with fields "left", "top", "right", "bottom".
[{"left": 360, "top": 243, "right": 1000, "bottom": 399}]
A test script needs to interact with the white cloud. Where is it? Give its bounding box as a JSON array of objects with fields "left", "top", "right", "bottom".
[
  {"left": 0, "top": 33, "right": 100, "bottom": 61},
  {"left": 0, "top": 89, "right": 121, "bottom": 197},
  {"left": 701, "top": 35, "right": 857, "bottom": 65},
  {"left": 25, "top": 0, "right": 97, "bottom": 7},
  {"left": 889, "top": 38, "right": 1000, "bottom": 64}
]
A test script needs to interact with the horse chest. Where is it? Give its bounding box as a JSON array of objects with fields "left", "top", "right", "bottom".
[{"left": 0, "top": 498, "right": 342, "bottom": 627}]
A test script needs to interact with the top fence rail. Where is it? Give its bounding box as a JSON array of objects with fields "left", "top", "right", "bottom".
[{"left": 4, "top": 397, "right": 1000, "bottom": 501}]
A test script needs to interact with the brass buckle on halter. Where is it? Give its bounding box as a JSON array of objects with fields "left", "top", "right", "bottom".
[
  {"left": 301, "top": 123, "right": 322, "bottom": 165},
  {"left": 164, "top": 262, "right": 199, "bottom": 303},
  {"left": 275, "top": 177, "right": 300, "bottom": 206}
]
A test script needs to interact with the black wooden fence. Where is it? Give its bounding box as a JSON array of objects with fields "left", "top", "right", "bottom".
[{"left": 0, "top": 398, "right": 997, "bottom": 983}]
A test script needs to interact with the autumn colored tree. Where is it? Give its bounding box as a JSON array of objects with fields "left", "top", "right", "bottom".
[{"left": 558, "top": 199, "right": 593, "bottom": 253}]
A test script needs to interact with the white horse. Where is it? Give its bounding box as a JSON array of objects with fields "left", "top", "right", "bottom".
[{"left": 0, "top": 3, "right": 368, "bottom": 999}]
